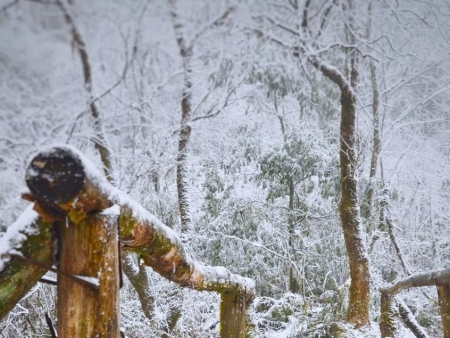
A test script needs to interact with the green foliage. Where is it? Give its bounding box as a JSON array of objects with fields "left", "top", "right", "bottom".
[
  {"left": 247, "top": 63, "right": 302, "bottom": 98},
  {"left": 257, "top": 130, "right": 339, "bottom": 208}
]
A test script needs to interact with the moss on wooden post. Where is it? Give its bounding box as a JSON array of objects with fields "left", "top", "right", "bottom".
[
  {"left": 25, "top": 147, "right": 120, "bottom": 337},
  {"left": 220, "top": 290, "right": 249, "bottom": 338},
  {"left": 56, "top": 213, "right": 120, "bottom": 337},
  {"left": 438, "top": 284, "right": 450, "bottom": 338},
  {"left": 0, "top": 217, "right": 55, "bottom": 320},
  {"left": 380, "top": 293, "right": 398, "bottom": 338},
  {"left": 22, "top": 145, "right": 254, "bottom": 336}
]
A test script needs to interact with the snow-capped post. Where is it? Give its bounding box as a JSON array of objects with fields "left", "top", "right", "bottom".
[
  {"left": 25, "top": 147, "right": 120, "bottom": 337},
  {"left": 55, "top": 212, "right": 120, "bottom": 337},
  {"left": 220, "top": 290, "right": 250, "bottom": 337},
  {"left": 21, "top": 145, "right": 255, "bottom": 338}
]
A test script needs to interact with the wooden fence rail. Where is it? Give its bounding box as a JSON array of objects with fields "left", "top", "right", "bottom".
[{"left": 0, "top": 145, "right": 254, "bottom": 337}]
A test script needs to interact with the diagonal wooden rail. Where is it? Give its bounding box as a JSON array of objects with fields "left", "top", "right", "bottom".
[
  {"left": 379, "top": 267, "right": 450, "bottom": 338},
  {"left": 0, "top": 145, "right": 254, "bottom": 337}
]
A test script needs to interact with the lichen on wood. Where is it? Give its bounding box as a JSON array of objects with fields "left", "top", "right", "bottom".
[
  {"left": 0, "top": 216, "right": 55, "bottom": 320},
  {"left": 380, "top": 293, "right": 398, "bottom": 338},
  {"left": 438, "top": 284, "right": 450, "bottom": 338}
]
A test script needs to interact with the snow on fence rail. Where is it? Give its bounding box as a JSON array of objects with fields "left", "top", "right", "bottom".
[
  {"left": 379, "top": 267, "right": 450, "bottom": 338},
  {"left": 0, "top": 145, "right": 255, "bottom": 338}
]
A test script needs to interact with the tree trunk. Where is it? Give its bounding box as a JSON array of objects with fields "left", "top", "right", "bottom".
[
  {"left": 57, "top": 0, "right": 112, "bottom": 179},
  {"left": 366, "top": 60, "right": 381, "bottom": 220},
  {"left": 339, "top": 90, "right": 370, "bottom": 327},
  {"left": 288, "top": 176, "right": 299, "bottom": 293},
  {"left": 57, "top": 213, "right": 120, "bottom": 337},
  {"left": 168, "top": 0, "right": 194, "bottom": 241},
  {"left": 365, "top": 1, "right": 381, "bottom": 223},
  {"left": 122, "top": 252, "right": 154, "bottom": 320},
  {"left": 309, "top": 44, "right": 370, "bottom": 330}
]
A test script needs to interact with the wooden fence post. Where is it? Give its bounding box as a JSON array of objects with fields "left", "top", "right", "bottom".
[
  {"left": 57, "top": 212, "right": 120, "bottom": 337},
  {"left": 438, "top": 284, "right": 450, "bottom": 338},
  {"left": 380, "top": 293, "right": 397, "bottom": 338},
  {"left": 220, "top": 290, "right": 249, "bottom": 338}
]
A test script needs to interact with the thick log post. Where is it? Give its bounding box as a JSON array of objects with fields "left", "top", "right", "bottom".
[
  {"left": 438, "top": 284, "right": 450, "bottom": 338},
  {"left": 380, "top": 293, "right": 398, "bottom": 338},
  {"left": 26, "top": 147, "right": 120, "bottom": 337},
  {"left": 57, "top": 212, "right": 119, "bottom": 337},
  {"left": 220, "top": 290, "right": 248, "bottom": 338}
]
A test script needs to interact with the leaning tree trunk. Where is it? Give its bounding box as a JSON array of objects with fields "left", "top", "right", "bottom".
[
  {"left": 122, "top": 253, "right": 154, "bottom": 319},
  {"left": 397, "top": 298, "right": 430, "bottom": 338},
  {"left": 307, "top": 31, "right": 370, "bottom": 327}
]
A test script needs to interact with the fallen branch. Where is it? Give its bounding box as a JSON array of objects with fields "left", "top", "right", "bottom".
[{"left": 397, "top": 298, "right": 430, "bottom": 338}]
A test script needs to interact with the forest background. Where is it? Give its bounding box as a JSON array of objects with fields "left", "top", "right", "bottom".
[{"left": 0, "top": 0, "right": 450, "bottom": 337}]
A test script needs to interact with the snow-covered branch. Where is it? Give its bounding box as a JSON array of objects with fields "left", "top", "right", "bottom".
[{"left": 380, "top": 267, "right": 450, "bottom": 295}]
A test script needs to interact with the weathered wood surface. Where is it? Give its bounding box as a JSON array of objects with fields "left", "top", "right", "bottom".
[
  {"left": 379, "top": 293, "right": 397, "bottom": 338},
  {"left": 438, "top": 284, "right": 450, "bottom": 338},
  {"left": 56, "top": 213, "right": 120, "bottom": 337}
]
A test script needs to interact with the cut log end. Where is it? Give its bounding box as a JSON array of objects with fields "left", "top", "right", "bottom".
[{"left": 26, "top": 147, "right": 85, "bottom": 204}]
